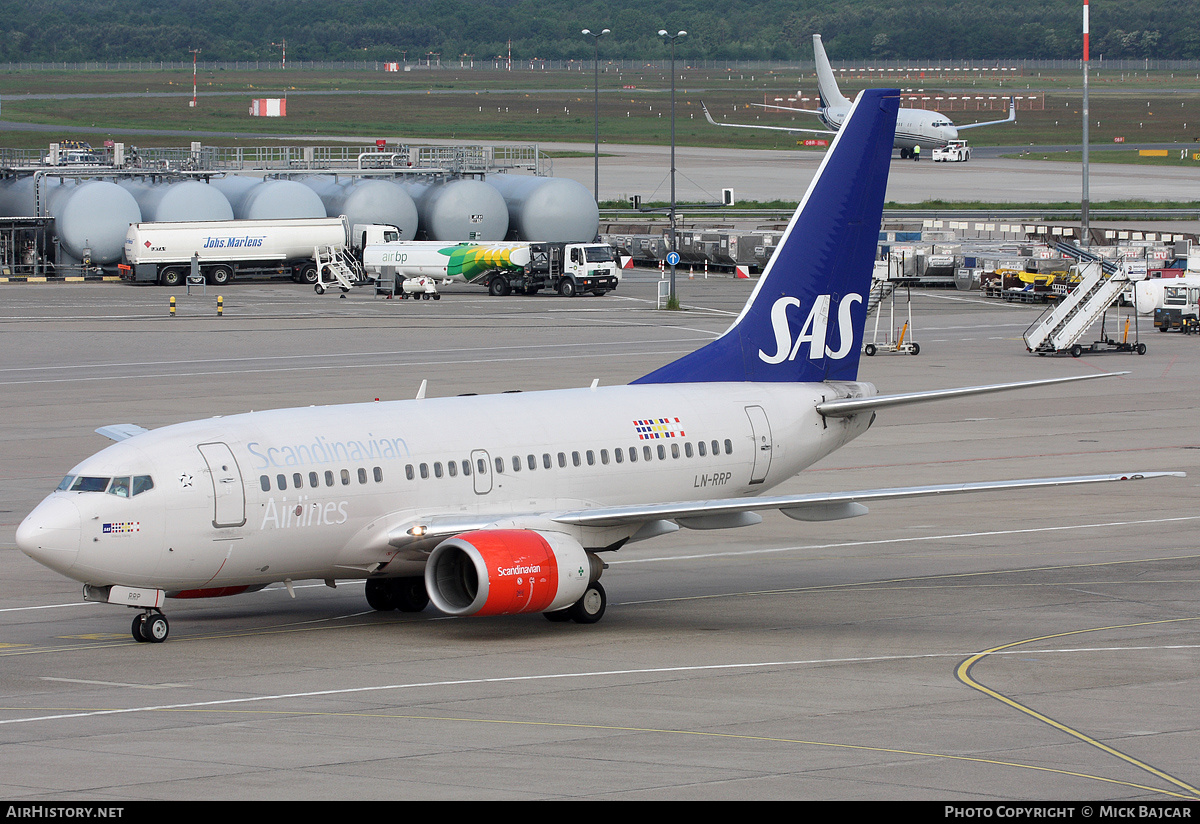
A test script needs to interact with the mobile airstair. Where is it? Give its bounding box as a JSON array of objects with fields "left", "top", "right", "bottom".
[
  {"left": 312, "top": 245, "right": 364, "bottom": 295},
  {"left": 864, "top": 262, "right": 920, "bottom": 356},
  {"left": 1022, "top": 246, "right": 1144, "bottom": 357}
]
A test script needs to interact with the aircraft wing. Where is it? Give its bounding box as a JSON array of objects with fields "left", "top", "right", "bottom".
[
  {"left": 955, "top": 97, "right": 1016, "bottom": 131},
  {"left": 385, "top": 471, "right": 1182, "bottom": 550},
  {"left": 752, "top": 103, "right": 825, "bottom": 116},
  {"left": 702, "top": 102, "right": 836, "bottom": 136},
  {"left": 547, "top": 472, "right": 1183, "bottom": 529}
]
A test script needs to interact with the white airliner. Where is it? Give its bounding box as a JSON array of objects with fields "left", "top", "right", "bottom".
[
  {"left": 703, "top": 34, "right": 1015, "bottom": 158},
  {"left": 16, "top": 89, "right": 1174, "bottom": 644}
]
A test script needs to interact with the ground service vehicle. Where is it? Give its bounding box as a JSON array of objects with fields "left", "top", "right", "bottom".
[
  {"left": 123, "top": 217, "right": 399, "bottom": 286},
  {"left": 1154, "top": 283, "right": 1200, "bottom": 332},
  {"left": 932, "top": 140, "right": 971, "bottom": 162},
  {"left": 362, "top": 240, "right": 620, "bottom": 297}
]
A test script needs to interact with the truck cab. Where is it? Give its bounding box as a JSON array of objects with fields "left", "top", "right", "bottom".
[
  {"left": 1155, "top": 284, "right": 1200, "bottom": 332},
  {"left": 539, "top": 242, "right": 620, "bottom": 297}
]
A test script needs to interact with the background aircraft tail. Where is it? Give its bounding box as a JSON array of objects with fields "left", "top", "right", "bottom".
[
  {"left": 633, "top": 88, "right": 899, "bottom": 386},
  {"left": 813, "top": 34, "right": 852, "bottom": 110}
]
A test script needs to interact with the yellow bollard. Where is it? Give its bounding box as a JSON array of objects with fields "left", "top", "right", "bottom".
[
  {"left": 169, "top": 296, "right": 176, "bottom": 317},
  {"left": 217, "top": 295, "right": 223, "bottom": 316}
]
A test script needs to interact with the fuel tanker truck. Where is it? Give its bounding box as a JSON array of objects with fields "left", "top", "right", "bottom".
[
  {"left": 361, "top": 240, "right": 620, "bottom": 297},
  {"left": 122, "top": 216, "right": 400, "bottom": 286}
]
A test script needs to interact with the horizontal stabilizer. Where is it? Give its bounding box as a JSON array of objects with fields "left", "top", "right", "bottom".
[{"left": 816, "top": 372, "right": 1127, "bottom": 418}]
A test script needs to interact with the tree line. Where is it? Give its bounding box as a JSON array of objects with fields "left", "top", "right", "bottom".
[{"left": 0, "top": 0, "right": 1193, "bottom": 64}]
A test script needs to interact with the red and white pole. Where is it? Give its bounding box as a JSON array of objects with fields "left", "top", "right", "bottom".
[{"left": 1081, "top": 0, "right": 1090, "bottom": 240}]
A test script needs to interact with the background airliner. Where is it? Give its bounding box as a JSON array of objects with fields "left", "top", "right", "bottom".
[
  {"left": 16, "top": 89, "right": 1174, "bottom": 644},
  {"left": 704, "top": 34, "right": 1015, "bottom": 157}
]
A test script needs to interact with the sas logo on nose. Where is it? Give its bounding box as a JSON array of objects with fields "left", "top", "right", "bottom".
[{"left": 757, "top": 293, "right": 862, "bottom": 364}]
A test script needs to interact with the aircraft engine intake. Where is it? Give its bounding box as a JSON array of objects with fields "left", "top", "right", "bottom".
[{"left": 425, "top": 529, "right": 592, "bottom": 616}]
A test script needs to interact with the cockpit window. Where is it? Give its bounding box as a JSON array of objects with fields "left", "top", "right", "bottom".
[{"left": 65, "top": 474, "right": 154, "bottom": 495}]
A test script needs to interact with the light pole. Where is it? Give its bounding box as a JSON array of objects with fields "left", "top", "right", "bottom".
[
  {"left": 189, "top": 49, "right": 200, "bottom": 108},
  {"left": 658, "top": 29, "right": 686, "bottom": 305},
  {"left": 581, "top": 28, "right": 610, "bottom": 204}
]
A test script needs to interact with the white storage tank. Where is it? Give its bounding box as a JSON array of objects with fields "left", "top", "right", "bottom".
[
  {"left": 119, "top": 180, "right": 234, "bottom": 222},
  {"left": 232, "top": 179, "right": 326, "bottom": 220},
  {"left": 0, "top": 175, "right": 67, "bottom": 217},
  {"left": 404, "top": 179, "right": 508, "bottom": 241},
  {"left": 303, "top": 176, "right": 418, "bottom": 240},
  {"left": 46, "top": 180, "right": 142, "bottom": 264},
  {"left": 487, "top": 174, "right": 599, "bottom": 242}
]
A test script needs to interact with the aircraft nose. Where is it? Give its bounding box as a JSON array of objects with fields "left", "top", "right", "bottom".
[{"left": 16, "top": 496, "right": 82, "bottom": 575}]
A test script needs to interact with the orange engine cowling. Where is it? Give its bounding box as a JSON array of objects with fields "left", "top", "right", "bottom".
[{"left": 425, "top": 529, "right": 590, "bottom": 616}]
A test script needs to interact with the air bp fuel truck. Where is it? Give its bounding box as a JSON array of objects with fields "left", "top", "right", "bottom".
[
  {"left": 122, "top": 216, "right": 400, "bottom": 286},
  {"left": 361, "top": 240, "right": 621, "bottom": 297}
]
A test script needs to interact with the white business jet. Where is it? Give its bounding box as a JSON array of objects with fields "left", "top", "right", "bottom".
[
  {"left": 17, "top": 89, "right": 1173, "bottom": 643},
  {"left": 703, "top": 34, "right": 1015, "bottom": 158}
]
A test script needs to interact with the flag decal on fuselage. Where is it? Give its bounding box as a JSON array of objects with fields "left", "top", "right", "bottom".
[{"left": 634, "top": 418, "right": 685, "bottom": 440}]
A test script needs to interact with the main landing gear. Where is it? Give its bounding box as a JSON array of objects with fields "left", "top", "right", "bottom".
[
  {"left": 543, "top": 581, "right": 607, "bottom": 625},
  {"left": 132, "top": 609, "right": 169, "bottom": 643},
  {"left": 365, "top": 576, "right": 431, "bottom": 613}
]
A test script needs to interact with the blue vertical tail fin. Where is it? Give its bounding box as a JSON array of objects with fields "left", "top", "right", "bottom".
[{"left": 633, "top": 88, "right": 899, "bottom": 386}]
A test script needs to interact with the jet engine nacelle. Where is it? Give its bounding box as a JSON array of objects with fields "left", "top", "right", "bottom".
[{"left": 425, "top": 529, "right": 592, "bottom": 616}]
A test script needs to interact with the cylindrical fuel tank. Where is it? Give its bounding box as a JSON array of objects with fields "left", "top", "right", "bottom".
[
  {"left": 303, "top": 176, "right": 418, "bottom": 241},
  {"left": 208, "top": 175, "right": 260, "bottom": 213},
  {"left": 228, "top": 179, "right": 326, "bottom": 220},
  {"left": 118, "top": 179, "right": 234, "bottom": 222},
  {"left": 487, "top": 174, "right": 599, "bottom": 242},
  {"left": 403, "top": 179, "right": 508, "bottom": 241},
  {"left": 0, "top": 175, "right": 61, "bottom": 216},
  {"left": 46, "top": 180, "right": 142, "bottom": 263}
]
